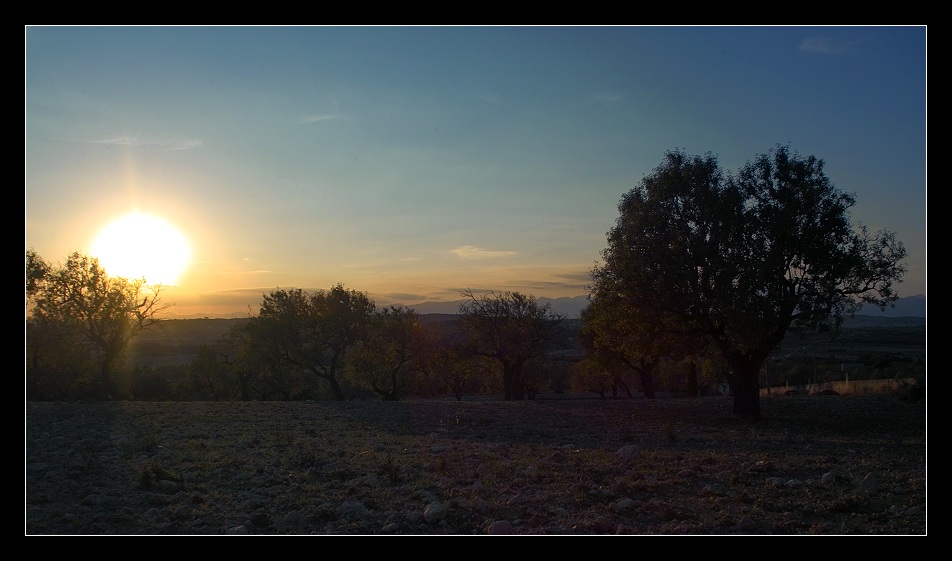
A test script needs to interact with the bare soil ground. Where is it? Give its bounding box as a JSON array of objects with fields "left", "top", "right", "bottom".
[{"left": 25, "top": 394, "right": 926, "bottom": 535}]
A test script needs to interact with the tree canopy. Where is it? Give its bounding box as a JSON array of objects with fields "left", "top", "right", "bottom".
[
  {"left": 234, "top": 284, "right": 377, "bottom": 401},
  {"left": 25, "top": 250, "right": 169, "bottom": 398},
  {"left": 591, "top": 145, "right": 907, "bottom": 418},
  {"left": 348, "top": 305, "right": 420, "bottom": 401},
  {"left": 458, "top": 288, "right": 564, "bottom": 401}
]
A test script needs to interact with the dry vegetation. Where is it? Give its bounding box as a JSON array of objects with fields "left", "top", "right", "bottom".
[{"left": 25, "top": 393, "right": 926, "bottom": 535}]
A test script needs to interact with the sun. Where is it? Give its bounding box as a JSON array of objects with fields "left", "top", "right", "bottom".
[{"left": 90, "top": 212, "right": 192, "bottom": 286}]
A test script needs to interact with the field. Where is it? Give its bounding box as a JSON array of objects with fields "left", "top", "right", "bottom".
[{"left": 25, "top": 393, "right": 926, "bottom": 535}]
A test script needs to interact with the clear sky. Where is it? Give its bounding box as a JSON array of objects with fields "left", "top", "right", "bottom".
[{"left": 25, "top": 25, "right": 927, "bottom": 318}]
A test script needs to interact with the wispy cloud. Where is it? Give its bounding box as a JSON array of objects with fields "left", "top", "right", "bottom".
[
  {"left": 799, "top": 38, "right": 862, "bottom": 54},
  {"left": 384, "top": 292, "right": 430, "bottom": 302},
  {"left": 450, "top": 245, "right": 517, "bottom": 259},
  {"left": 506, "top": 277, "right": 590, "bottom": 294},
  {"left": 555, "top": 271, "right": 593, "bottom": 283},
  {"left": 592, "top": 91, "right": 622, "bottom": 107},
  {"left": 301, "top": 114, "right": 346, "bottom": 124},
  {"left": 91, "top": 135, "right": 203, "bottom": 150},
  {"left": 476, "top": 93, "right": 506, "bottom": 105},
  {"left": 169, "top": 139, "right": 203, "bottom": 150}
]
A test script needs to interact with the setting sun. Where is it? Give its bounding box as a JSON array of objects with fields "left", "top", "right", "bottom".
[{"left": 90, "top": 212, "right": 191, "bottom": 286}]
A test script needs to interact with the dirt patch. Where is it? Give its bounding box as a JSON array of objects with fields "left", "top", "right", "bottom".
[{"left": 25, "top": 394, "right": 926, "bottom": 535}]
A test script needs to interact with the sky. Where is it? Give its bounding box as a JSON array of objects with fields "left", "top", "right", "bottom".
[{"left": 25, "top": 26, "right": 927, "bottom": 318}]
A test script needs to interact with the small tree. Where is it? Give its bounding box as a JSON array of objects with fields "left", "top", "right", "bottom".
[
  {"left": 580, "top": 292, "right": 662, "bottom": 399},
  {"left": 349, "top": 306, "right": 420, "bottom": 401},
  {"left": 187, "top": 344, "right": 230, "bottom": 400},
  {"left": 25, "top": 313, "right": 97, "bottom": 400},
  {"left": 25, "top": 250, "right": 169, "bottom": 399},
  {"left": 568, "top": 358, "right": 616, "bottom": 398},
  {"left": 411, "top": 320, "right": 480, "bottom": 400},
  {"left": 458, "top": 289, "right": 564, "bottom": 401}
]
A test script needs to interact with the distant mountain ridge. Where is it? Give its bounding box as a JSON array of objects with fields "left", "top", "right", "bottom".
[
  {"left": 855, "top": 294, "right": 926, "bottom": 318},
  {"left": 406, "top": 295, "right": 590, "bottom": 318},
  {"left": 405, "top": 294, "right": 926, "bottom": 320},
  {"left": 166, "top": 294, "right": 925, "bottom": 320}
]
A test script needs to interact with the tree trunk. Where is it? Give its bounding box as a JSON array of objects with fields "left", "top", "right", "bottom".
[
  {"left": 99, "top": 361, "right": 116, "bottom": 400},
  {"left": 512, "top": 386, "right": 525, "bottom": 401},
  {"left": 502, "top": 362, "right": 525, "bottom": 401},
  {"left": 722, "top": 348, "right": 769, "bottom": 419},
  {"left": 612, "top": 376, "right": 634, "bottom": 399},
  {"left": 639, "top": 369, "right": 656, "bottom": 399},
  {"left": 687, "top": 361, "right": 699, "bottom": 398},
  {"left": 503, "top": 374, "right": 516, "bottom": 401},
  {"left": 328, "top": 375, "right": 346, "bottom": 401},
  {"left": 732, "top": 367, "right": 761, "bottom": 419}
]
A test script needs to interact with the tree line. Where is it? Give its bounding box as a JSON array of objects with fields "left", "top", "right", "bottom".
[
  {"left": 25, "top": 144, "right": 909, "bottom": 418},
  {"left": 25, "top": 268, "right": 574, "bottom": 403}
]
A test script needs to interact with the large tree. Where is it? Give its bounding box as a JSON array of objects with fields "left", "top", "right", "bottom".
[
  {"left": 593, "top": 146, "right": 906, "bottom": 418},
  {"left": 239, "top": 284, "right": 376, "bottom": 401},
  {"left": 25, "top": 250, "right": 169, "bottom": 398},
  {"left": 458, "top": 289, "right": 564, "bottom": 401}
]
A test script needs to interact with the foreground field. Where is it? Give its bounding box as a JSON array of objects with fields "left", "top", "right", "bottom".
[{"left": 25, "top": 394, "right": 926, "bottom": 535}]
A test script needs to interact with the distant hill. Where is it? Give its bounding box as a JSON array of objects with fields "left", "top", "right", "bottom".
[
  {"left": 133, "top": 298, "right": 923, "bottom": 367},
  {"left": 407, "top": 294, "right": 925, "bottom": 320},
  {"left": 407, "top": 295, "right": 589, "bottom": 318},
  {"left": 854, "top": 294, "right": 926, "bottom": 318},
  {"left": 163, "top": 294, "right": 923, "bottom": 321}
]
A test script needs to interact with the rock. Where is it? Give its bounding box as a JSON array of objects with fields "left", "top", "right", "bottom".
[
  {"left": 593, "top": 516, "right": 615, "bottom": 534},
  {"left": 249, "top": 510, "right": 270, "bottom": 527},
  {"left": 617, "top": 445, "right": 639, "bottom": 459},
  {"left": 423, "top": 501, "right": 447, "bottom": 523},
  {"left": 339, "top": 501, "right": 369, "bottom": 520},
  {"left": 487, "top": 520, "right": 514, "bottom": 534},
  {"left": 157, "top": 480, "right": 179, "bottom": 494},
  {"left": 347, "top": 474, "right": 380, "bottom": 487},
  {"left": 284, "top": 510, "right": 306, "bottom": 527},
  {"left": 611, "top": 498, "right": 636, "bottom": 512},
  {"left": 859, "top": 473, "right": 879, "bottom": 495}
]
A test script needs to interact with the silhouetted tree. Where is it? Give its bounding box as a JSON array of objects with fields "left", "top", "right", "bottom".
[
  {"left": 238, "top": 284, "right": 376, "bottom": 401},
  {"left": 579, "top": 290, "right": 674, "bottom": 399},
  {"left": 25, "top": 313, "right": 97, "bottom": 400},
  {"left": 349, "top": 305, "right": 420, "bottom": 401},
  {"left": 568, "top": 358, "right": 617, "bottom": 398},
  {"left": 458, "top": 289, "right": 564, "bottom": 401},
  {"left": 187, "top": 344, "right": 230, "bottom": 400},
  {"left": 25, "top": 250, "right": 169, "bottom": 399},
  {"left": 594, "top": 145, "right": 907, "bottom": 418},
  {"left": 411, "top": 321, "right": 480, "bottom": 400}
]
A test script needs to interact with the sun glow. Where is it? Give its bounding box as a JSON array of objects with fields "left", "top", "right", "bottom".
[{"left": 90, "top": 212, "right": 192, "bottom": 286}]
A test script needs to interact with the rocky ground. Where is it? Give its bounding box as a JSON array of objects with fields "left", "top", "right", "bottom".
[{"left": 25, "top": 394, "right": 927, "bottom": 535}]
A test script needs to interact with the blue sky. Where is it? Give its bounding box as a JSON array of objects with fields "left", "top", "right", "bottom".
[{"left": 25, "top": 26, "right": 927, "bottom": 318}]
